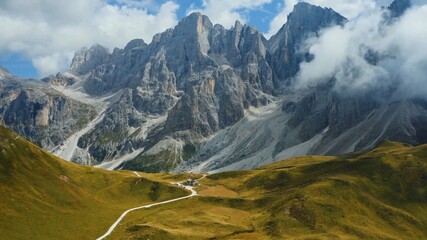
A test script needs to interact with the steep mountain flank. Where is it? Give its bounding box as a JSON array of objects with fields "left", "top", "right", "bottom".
[
  {"left": 5, "top": 0, "right": 426, "bottom": 173},
  {"left": 0, "top": 72, "right": 96, "bottom": 150}
]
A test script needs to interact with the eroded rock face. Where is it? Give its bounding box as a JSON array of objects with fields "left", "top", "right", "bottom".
[
  {"left": 0, "top": 79, "right": 96, "bottom": 149},
  {"left": 70, "top": 44, "right": 110, "bottom": 75},
  {"left": 77, "top": 89, "right": 147, "bottom": 162},
  {"left": 42, "top": 73, "right": 77, "bottom": 87},
  {"left": 44, "top": 5, "right": 350, "bottom": 167},
  {"left": 73, "top": 12, "right": 280, "bottom": 154},
  {"left": 5, "top": 0, "right": 426, "bottom": 173},
  {"left": 268, "top": 2, "right": 347, "bottom": 87}
]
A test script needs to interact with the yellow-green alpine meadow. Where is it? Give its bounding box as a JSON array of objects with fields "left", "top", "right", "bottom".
[
  {"left": 1, "top": 126, "right": 427, "bottom": 239},
  {"left": 1, "top": 0, "right": 427, "bottom": 239},
  {"left": 0, "top": 126, "right": 188, "bottom": 240}
]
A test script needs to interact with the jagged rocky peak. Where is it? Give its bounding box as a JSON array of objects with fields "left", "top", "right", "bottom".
[
  {"left": 239, "top": 24, "right": 268, "bottom": 57},
  {"left": 234, "top": 20, "right": 243, "bottom": 31},
  {"left": 225, "top": 20, "right": 243, "bottom": 54},
  {"left": 286, "top": 2, "right": 346, "bottom": 42},
  {"left": 2, "top": 86, "right": 97, "bottom": 149},
  {"left": 124, "top": 39, "right": 147, "bottom": 51},
  {"left": 41, "top": 72, "right": 77, "bottom": 87},
  {"left": 4, "top": 89, "right": 50, "bottom": 127},
  {"left": 175, "top": 12, "right": 213, "bottom": 35},
  {"left": 70, "top": 44, "right": 110, "bottom": 75},
  {"left": 268, "top": 2, "right": 346, "bottom": 86},
  {"left": 173, "top": 12, "right": 214, "bottom": 56},
  {"left": 269, "top": 2, "right": 346, "bottom": 49},
  {"left": 0, "top": 66, "right": 11, "bottom": 79},
  {"left": 388, "top": 0, "right": 412, "bottom": 18}
]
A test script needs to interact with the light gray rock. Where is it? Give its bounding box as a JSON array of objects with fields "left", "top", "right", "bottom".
[
  {"left": 0, "top": 72, "right": 97, "bottom": 150},
  {"left": 42, "top": 73, "right": 77, "bottom": 87},
  {"left": 5, "top": 0, "right": 425, "bottom": 174},
  {"left": 77, "top": 89, "right": 148, "bottom": 163},
  {"left": 268, "top": 2, "right": 347, "bottom": 87},
  {"left": 70, "top": 44, "right": 110, "bottom": 75}
]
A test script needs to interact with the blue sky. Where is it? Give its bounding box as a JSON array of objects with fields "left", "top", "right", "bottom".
[
  {"left": 106, "top": 0, "right": 284, "bottom": 32},
  {"left": 0, "top": 53, "right": 38, "bottom": 79},
  {"left": 0, "top": 0, "right": 397, "bottom": 79}
]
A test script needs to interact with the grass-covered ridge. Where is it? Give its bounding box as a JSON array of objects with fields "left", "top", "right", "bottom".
[
  {"left": 0, "top": 126, "right": 188, "bottom": 240},
  {"left": 1, "top": 124, "right": 427, "bottom": 239},
  {"left": 110, "top": 142, "right": 427, "bottom": 239}
]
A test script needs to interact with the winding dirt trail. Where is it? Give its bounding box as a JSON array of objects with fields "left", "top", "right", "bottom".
[{"left": 96, "top": 173, "right": 206, "bottom": 240}]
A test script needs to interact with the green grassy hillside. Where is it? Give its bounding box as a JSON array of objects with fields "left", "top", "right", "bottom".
[
  {"left": 0, "top": 126, "right": 188, "bottom": 240},
  {"left": 109, "top": 142, "right": 427, "bottom": 239},
  {"left": 2, "top": 124, "right": 427, "bottom": 239}
]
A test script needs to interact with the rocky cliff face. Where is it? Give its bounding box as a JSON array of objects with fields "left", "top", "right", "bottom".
[
  {"left": 42, "top": 73, "right": 77, "bottom": 87},
  {"left": 268, "top": 3, "right": 347, "bottom": 86},
  {"left": 7, "top": 0, "right": 426, "bottom": 172},
  {"left": 62, "top": 11, "right": 281, "bottom": 165},
  {"left": 76, "top": 89, "right": 147, "bottom": 161},
  {"left": 388, "top": 0, "right": 412, "bottom": 18},
  {"left": 0, "top": 74, "right": 96, "bottom": 150},
  {"left": 70, "top": 44, "right": 110, "bottom": 76}
]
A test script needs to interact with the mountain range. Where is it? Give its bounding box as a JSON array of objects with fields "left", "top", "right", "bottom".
[{"left": 1, "top": 0, "right": 426, "bottom": 174}]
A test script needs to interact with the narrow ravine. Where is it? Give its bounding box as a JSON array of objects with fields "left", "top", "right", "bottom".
[
  {"left": 50, "top": 88, "right": 123, "bottom": 161},
  {"left": 52, "top": 111, "right": 106, "bottom": 161}
]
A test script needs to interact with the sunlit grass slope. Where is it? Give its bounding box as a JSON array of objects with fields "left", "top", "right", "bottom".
[
  {"left": 0, "top": 126, "right": 187, "bottom": 240},
  {"left": 110, "top": 141, "right": 427, "bottom": 239}
]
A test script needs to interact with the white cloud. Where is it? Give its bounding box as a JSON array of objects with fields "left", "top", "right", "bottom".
[
  {"left": 307, "top": 0, "right": 377, "bottom": 18},
  {"left": 294, "top": 4, "right": 427, "bottom": 99},
  {"left": 187, "top": 0, "right": 272, "bottom": 28},
  {"left": 32, "top": 52, "right": 75, "bottom": 77},
  {"left": 116, "top": 0, "right": 160, "bottom": 11},
  {"left": 0, "top": 0, "right": 179, "bottom": 77}
]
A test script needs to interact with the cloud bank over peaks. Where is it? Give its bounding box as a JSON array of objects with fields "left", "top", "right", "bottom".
[
  {"left": 266, "top": 0, "right": 377, "bottom": 38},
  {"left": 294, "top": 3, "right": 427, "bottom": 100},
  {"left": 0, "top": 0, "right": 179, "bottom": 77}
]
